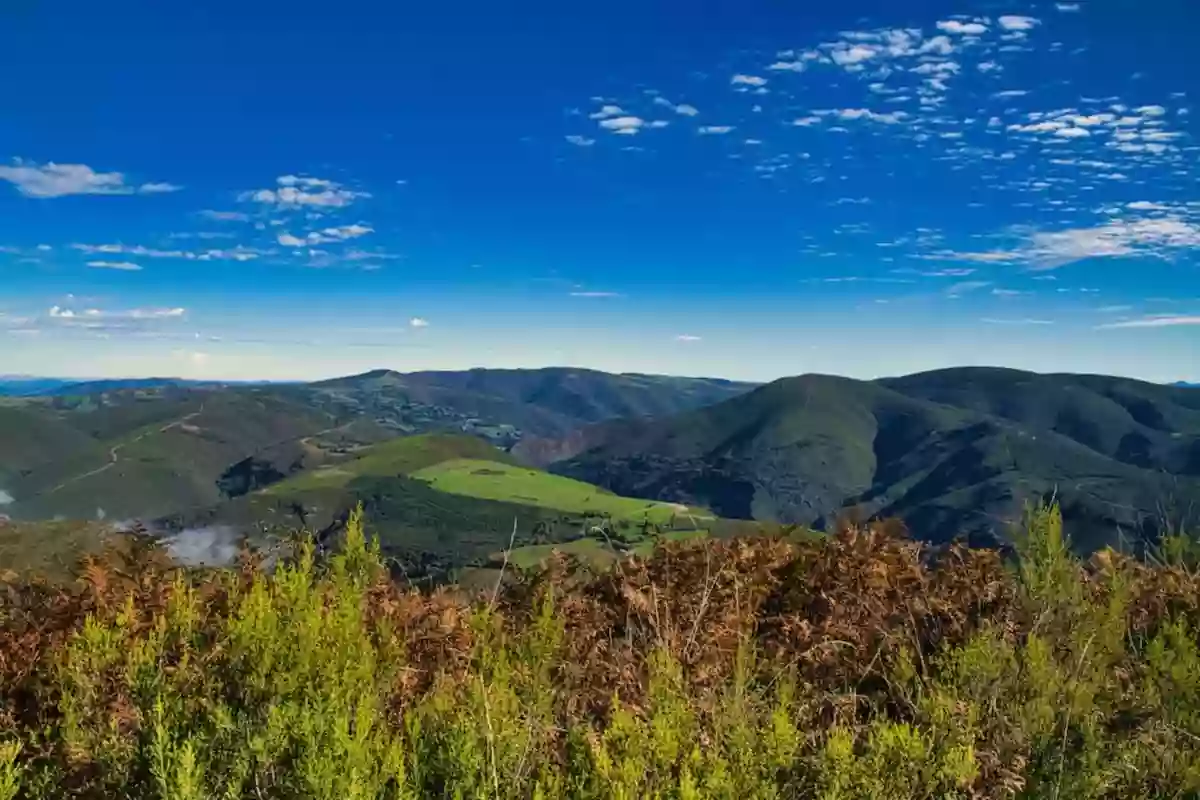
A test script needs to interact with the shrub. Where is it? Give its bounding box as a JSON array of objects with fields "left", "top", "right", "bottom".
[{"left": 0, "top": 504, "right": 1198, "bottom": 798}]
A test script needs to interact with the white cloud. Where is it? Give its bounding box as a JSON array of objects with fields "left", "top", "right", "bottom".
[
  {"left": 1097, "top": 315, "right": 1200, "bottom": 329},
  {"left": 277, "top": 224, "right": 372, "bottom": 247},
  {"left": 589, "top": 104, "right": 625, "bottom": 119},
  {"left": 196, "top": 247, "right": 265, "bottom": 262},
  {"left": 1030, "top": 219, "right": 1200, "bottom": 266},
  {"left": 1056, "top": 2, "right": 1081, "bottom": 10},
  {"left": 72, "top": 243, "right": 187, "bottom": 258},
  {"left": 569, "top": 291, "right": 621, "bottom": 298},
  {"left": 86, "top": 261, "right": 143, "bottom": 271},
  {"left": 768, "top": 61, "right": 807, "bottom": 72},
  {"left": 599, "top": 116, "right": 650, "bottom": 134},
  {"left": 698, "top": 125, "right": 735, "bottom": 135},
  {"left": 1070, "top": 113, "right": 1114, "bottom": 126},
  {"left": 993, "top": 90, "right": 1028, "bottom": 98},
  {"left": 409, "top": 317, "right": 429, "bottom": 328},
  {"left": 981, "top": 317, "right": 1054, "bottom": 325},
  {"left": 674, "top": 334, "right": 702, "bottom": 342},
  {"left": 241, "top": 175, "right": 368, "bottom": 208},
  {"left": 731, "top": 74, "right": 768, "bottom": 87},
  {"left": 71, "top": 242, "right": 267, "bottom": 261},
  {"left": 998, "top": 15, "right": 1039, "bottom": 31},
  {"left": 138, "top": 182, "right": 183, "bottom": 194},
  {"left": 0, "top": 160, "right": 180, "bottom": 199},
  {"left": 324, "top": 224, "right": 372, "bottom": 239},
  {"left": 277, "top": 175, "right": 337, "bottom": 189},
  {"left": 199, "top": 210, "right": 249, "bottom": 222},
  {"left": 1054, "top": 127, "right": 1091, "bottom": 138},
  {"left": 1008, "top": 120, "right": 1067, "bottom": 133},
  {"left": 673, "top": 104, "right": 700, "bottom": 116},
  {"left": 343, "top": 249, "right": 403, "bottom": 261},
  {"left": 1126, "top": 201, "right": 1170, "bottom": 211},
  {"left": 1135, "top": 105, "right": 1166, "bottom": 116},
  {"left": 566, "top": 135, "right": 596, "bottom": 146},
  {"left": 936, "top": 19, "right": 988, "bottom": 35},
  {"left": 919, "top": 268, "right": 977, "bottom": 277},
  {"left": 792, "top": 116, "right": 822, "bottom": 127},
  {"left": 827, "top": 108, "right": 907, "bottom": 124},
  {"left": 50, "top": 305, "right": 185, "bottom": 321},
  {"left": 959, "top": 217, "right": 1200, "bottom": 269},
  {"left": 830, "top": 44, "right": 880, "bottom": 66},
  {"left": 945, "top": 280, "right": 992, "bottom": 296}
]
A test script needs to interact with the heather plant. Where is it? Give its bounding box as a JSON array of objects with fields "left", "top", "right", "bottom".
[{"left": 1, "top": 503, "right": 1199, "bottom": 798}]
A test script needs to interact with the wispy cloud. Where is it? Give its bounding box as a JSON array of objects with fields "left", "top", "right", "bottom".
[
  {"left": 48, "top": 304, "right": 183, "bottom": 321},
  {"left": 199, "top": 210, "right": 250, "bottom": 222},
  {"left": 409, "top": 317, "right": 429, "bottom": 328},
  {"left": 652, "top": 96, "right": 699, "bottom": 116},
  {"left": 974, "top": 217, "right": 1200, "bottom": 269},
  {"left": 565, "top": 135, "right": 596, "bottom": 147},
  {"left": 945, "top": 280, "right": 992, "bottom": 296},
  {"left": 698, "top": 125, "right": 735, "bottom": 135},
  {"left": 674, "top": 334, "right": 702, "bottom": 342},
  {"left": 1097, "top": 315, "right": 1200, "bottom": 329},
  {"left": 997, "top": 15, "right": 1039, "bottom": 31},
  {"left": 277, "top": 223, "right": 373, "bottom": 248},
  {"left": 981, "top": 317, "right": 1054, "bottom": 325},
  {"left": 0, "top": 160, "right": 181, "bottom": 198},
  {"left": 240, "top": 175, "right": 369, "bottom": 208},
  {"left": 936, "top": 19, "right": 988, "bottom": 35},
  {"left": 71, "top": 243, "right": 271, "bottom": 261},
  {"left": 731, "top": 74, "right": 768, "bottom": 87},
  {"left": 569, "top": 291, "right": 622, "bottom": 298},
  {"left": 86, "top": 260, "right": 143, "bottom": 271}
]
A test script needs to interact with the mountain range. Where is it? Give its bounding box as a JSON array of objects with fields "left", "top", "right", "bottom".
[
  {"left": 0, "top": 367, "right": 754, "bottom": 522},
  {"left": 1, "top": 365, "right": 1197, "bottom": 569},
  {"left": 535, "top": 367, "right": 1200, "bottom": 553}
]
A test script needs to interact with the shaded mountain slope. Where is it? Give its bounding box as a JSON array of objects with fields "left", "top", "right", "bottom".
[
  {"left": 553, "top": 368, "right": 1200, "bottom": 552},
  {"left": 315, "top": 367, "right": 757, "bottom": 436}
]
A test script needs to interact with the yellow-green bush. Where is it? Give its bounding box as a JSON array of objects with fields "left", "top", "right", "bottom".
[{"left": 0, "top": 504, "right": 1198, "bottom": 798}]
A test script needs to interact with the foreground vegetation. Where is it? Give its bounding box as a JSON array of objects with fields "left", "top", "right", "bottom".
[{"left": 0, "top": 506, "right": 1198, "bottom": 798}]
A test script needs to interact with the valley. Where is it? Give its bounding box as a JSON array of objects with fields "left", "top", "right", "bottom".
[{"left": 2, "top": 365, "right": 1198, "bottom": 579}]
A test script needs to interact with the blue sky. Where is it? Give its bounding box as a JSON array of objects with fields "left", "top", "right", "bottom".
[{"left": 1, "top": 0, "right": 1197, "bottom": 383}]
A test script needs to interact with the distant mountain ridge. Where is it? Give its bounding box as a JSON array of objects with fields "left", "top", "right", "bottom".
[
  {"left": 0, "top": 376, "right": 279, "bottom": 397},
  {"left": 549, "top": 367, "right": 1200, "bottom": 553},
  {"left": 0, "top": 367, "right": 756, "bottom": 522}
]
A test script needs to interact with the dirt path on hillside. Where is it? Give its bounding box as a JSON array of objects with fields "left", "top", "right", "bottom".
[{"left": 41, "top": 405, "right": 206, "bottom": 497}]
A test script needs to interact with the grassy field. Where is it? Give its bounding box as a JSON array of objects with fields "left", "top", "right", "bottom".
[
  {"left": 262, "top": 434, "right": 514, "bottom": 494},
  {"left": 412, "top": 458, "right": 707, "bottom": 524}
]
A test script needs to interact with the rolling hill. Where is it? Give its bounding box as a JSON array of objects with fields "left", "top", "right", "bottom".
[
  {"left": 550, "top": 367, "right": 1200, "bottom": 553},
  {"left": 0, "top": 367, "right": 755, "bottom": 524},
  {"left": 312, "top": 367, "right": 757, "bottom": 436},
  {"left": 163, "top": 434, "right": 738, "bottom": 582}
]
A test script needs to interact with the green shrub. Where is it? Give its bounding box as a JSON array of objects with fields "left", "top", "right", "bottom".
[{"left": 2, "top": 503, "right": 1199, "bottom": 798}]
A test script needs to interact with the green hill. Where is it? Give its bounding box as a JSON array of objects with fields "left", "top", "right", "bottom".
[
  {"left": 553, "top": 368, "right": 1200, "bottom": 553},
  {"left": 164, "top": 434, "right": 731, "bottom": 581},
  {"left": 0, "top": 367, "right": 755, "bottom": 524}
]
